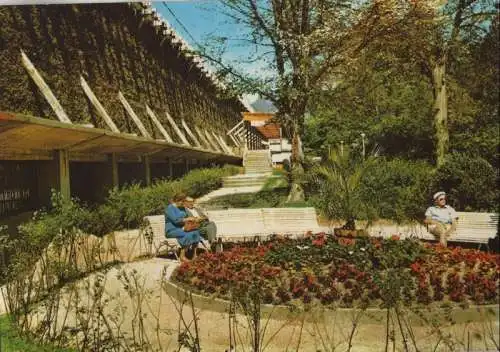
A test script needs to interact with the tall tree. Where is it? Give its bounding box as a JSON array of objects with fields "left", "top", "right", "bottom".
[
  {"left": 200, "top": 0, "right": 411, "bottom": 200},
  {"left": 393, "top": 0, "right": 496, "bottom": 166}
]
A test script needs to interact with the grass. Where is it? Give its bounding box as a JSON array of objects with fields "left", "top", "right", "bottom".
[{"left": 0, "top": 315, "right": 75, "bottom": 352}]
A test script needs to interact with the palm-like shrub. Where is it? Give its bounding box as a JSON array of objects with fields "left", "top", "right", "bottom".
[{"left": 309, "top": 148, "right": 376, "bottom": 229}]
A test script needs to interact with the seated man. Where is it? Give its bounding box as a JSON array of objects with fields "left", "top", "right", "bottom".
[
  {"left": 183, "top": 196, "right": 217, "bottom": 243},
  {"left": 424, "top": 191, "right": 458, "bottom": 247},
  {"left": 165, "top": 193, "right": 203, "bottom": 261}
]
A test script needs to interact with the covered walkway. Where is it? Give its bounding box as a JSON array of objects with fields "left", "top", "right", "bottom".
[{"left": 0, "top": 111, "right": 241, "bottom": 217}]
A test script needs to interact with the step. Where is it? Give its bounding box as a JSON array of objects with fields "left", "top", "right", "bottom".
[
  {"left": 245, "top": 162, "right": 271, "bottom": 165},
  {"left": 245, "top": 161, "right": 270, "bottom": 165},
  {"left": 245, "top": 168, "right": 272, "bottom": 172},
  {"left": 223, "top": 181, "right": 267, "bottom": 188}
]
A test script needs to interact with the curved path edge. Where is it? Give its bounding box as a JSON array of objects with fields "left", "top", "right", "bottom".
[{"left": 163, "top": 278, "right": 499, "bottom": 326}]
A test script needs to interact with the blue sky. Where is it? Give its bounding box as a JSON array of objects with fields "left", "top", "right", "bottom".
[
  {"left": 154, "top": 1, "right": 272, "bottom": 76},
  {"left": 153, "top": 1, "right": 247, "bottom": 59},
  {"left": 153, "top": 1, "right": 270, "bottom": 104}
]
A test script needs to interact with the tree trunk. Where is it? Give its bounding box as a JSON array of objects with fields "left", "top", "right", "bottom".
[
  {"left": 286, "top": 125, "right": 305, "bottom": 202},
  {"left": 432, "top": 62, "right": 449, "bottom": 167}
]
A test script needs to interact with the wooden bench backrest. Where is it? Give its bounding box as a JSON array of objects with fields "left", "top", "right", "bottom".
[
  {"left": 456, "top": 212, "right": 498, "bottom": 227},
  {"left": 206, "top": 209, "right": 266, "bottom": 236},
  {"left": 262, "top": 207, "right": 319, "bottom": 233},
  {"left": 144, "top": 215, "right": 166, "bottom": 245},
  {"left": 423, "top": 212, "right": 499, "bottom": 244},
  {"left": 144, "top": 207, "right": 322, "bottom": 240}
]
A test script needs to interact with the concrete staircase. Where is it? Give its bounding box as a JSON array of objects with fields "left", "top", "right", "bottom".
[
  {"left": 219, "top": 150, "right": 272, "bottom": 190},
  {"left": 223, "top": 173, "right": 271, "bottom": 188},
  {"left": 244, "top": 150, "right": 272, "bottom": 174}
]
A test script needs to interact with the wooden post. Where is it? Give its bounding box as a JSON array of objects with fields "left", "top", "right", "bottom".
[
  {"left": 55, "top": 150, "right": 70, "bottom": 200},
  {"left": 143, "top": 155, "right": 151, "bottom": 186},
  {"left": 80, "top": 76, "right": 120, "bottom": 133},
  {"left": 110, "top": 153, "right": 119, "bottom": 188},
  {"left": 118, "top": 91, "right": 151, "bottom": 138},
  {"left": 185, "top": 158, "right": 189, "bottom": 174},
  {"left": 146, "top": 105, "right": 173, "bottom": 143},
  {"left": 21, "top": 50, "right": 72, "bottom": 124},
  {"left": 168, "top": 158, "right": 173, "bottom": 178}
]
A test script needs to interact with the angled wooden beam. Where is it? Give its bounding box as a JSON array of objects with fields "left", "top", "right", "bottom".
[
  {"left": 80, "top": 76, "right": 120, "bottom": 133},
  {"left": 204, "top": 129, "right": 223, "bottom": 152},
  {"left": 21, "top": 50, "right": 72, "bottom": 124},
  {"left": 227, "top": 119, "right": 244, "bottom": 135},
  {"left": 229, "top": 133, "right": 240, "bottom": 147},
  {"left": 212, "top": 131, "right": 231, "bottom": 154},
  {"left": 145, "top": 105, "right": 173, "bottom": 143},
  {"left": 164, "top": 111, "right": 190, "bottom": 146},
  {"left": 197, "top": 126, "right": 216, "bottom": 151},
  {"left": 181, "top": 119, "right": 202, "bottom": 148},
  {"left": 194, "top": 126, "right": 213, "bottom": 150},
  {"left": 118, "top": 91, "right": 151, "bottom": 138},
  {"left": 215, "top": 133, "right": 234, "bottom": 154}
]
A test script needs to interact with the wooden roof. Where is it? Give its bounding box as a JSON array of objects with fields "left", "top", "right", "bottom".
[
  {"left": 242, "top": 112, "right": 275, "bottom": 122},
  {"left": 242, "top": 112, "right": 280, "bottom": 139},
  {"left": 256, "top": 123, "right": 281, "bottom": 139},
  {"left": 0, "top": 111, "right": 240, "bottom": 163}
]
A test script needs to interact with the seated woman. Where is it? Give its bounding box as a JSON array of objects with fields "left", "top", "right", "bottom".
[
  {"left": 165, "top": 193, "right": 203, "bottom": 261},
  {"left": 183, "top": 196, "right": 217, "bottom": 243}
]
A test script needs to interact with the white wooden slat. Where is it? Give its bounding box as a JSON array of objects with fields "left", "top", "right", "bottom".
[
  {"left": 216, "top": 134, "right": 234, "bottom": 154},
  {"left": 144, "top": 208, "right": 323, "bottom": 244},
  {"left": 164, "top": 111, "right": 190, "bottom": 145},
  {"left": 194, "top": 126, "right": 215, "bottom": 151},
  {"left": 145, "top": 105, "right": 173, "bottom": 143},
  {"left": 204, "top": 129, "right": 223, "bottom": 152},
  {"left": 211, "top": 131, "right": 230, "bottom": 154},
  {"left": 118, "top": 92, "right": 151, "bottom": 138},
  {"left": 229, "top": 133, "right": 240, "bottom": 147},
  {"left": 181, "top": 119, "right": 202, "bottom": 147},
  {"left": 80, "top": 76, "right": 120, "bottom": 133},
  {"left": 21, "top": 50, "right": 72, "bottom": 124},
  {"left": 214, "top": 133, "right": 231, "bottom": 154},
  {"left": 422, "top": 211, "right": 498, "bottom": 244}
]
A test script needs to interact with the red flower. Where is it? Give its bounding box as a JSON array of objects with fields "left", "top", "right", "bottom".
[
  {"left": 410, "top": 262, "right": 421, "bottom": 274},
  {"left": 339, "top": 238, "right": 355, "bottom": 246},
  {"left": 390, "top": 234, "right": 400, "bottom": 241},
  {"left": 312, "top": 234, "right": 326, "bottom": 247}
]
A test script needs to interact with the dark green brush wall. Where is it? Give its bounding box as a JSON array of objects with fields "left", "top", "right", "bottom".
[{"left": 0, "top": 3, "right": 241, "bottom": 141}]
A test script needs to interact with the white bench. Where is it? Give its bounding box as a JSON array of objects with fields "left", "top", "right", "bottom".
[
  {"left": 422, "top": 212, "right": 498, "bottom": 247},
  {"left": 206, "top": 209, "right": 267, "bottom": 240},
  {"left": 143, "top": 207, "right": 325, "bottom": 258},
  {"left": 262, "top": 207, "right": 323, "bottom": 235}
]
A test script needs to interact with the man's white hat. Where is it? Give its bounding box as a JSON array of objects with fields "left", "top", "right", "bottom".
[{"left": 433, "top": 191, "right": 446, "bottom": 200}]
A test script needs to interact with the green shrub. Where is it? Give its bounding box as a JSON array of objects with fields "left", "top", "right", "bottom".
[
  {"left": 358, "top": 158, "right": 433, "bottom": 222},
  {"left": 18, "top": 192, "right": 93, "bottom": 250},
  {"left": 179, "top": 165, "right": 239, "bottom": 197},
  {"left": 431, "top": 153, "right": 498, "bottom": 212},
  {"left": 203, "top": 189, "right": 290, "bottom": 209},
  {"left": 0, "top": 315, "right": 76, "bottom": 352},
  {"left": 307, "top": 148, "right": 378, "bottom": 227},
  {"left": 86, "top": 165, "right": 239, "bottom": 234}
]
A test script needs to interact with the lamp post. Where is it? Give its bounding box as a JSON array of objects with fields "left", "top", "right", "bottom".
[{"left": 361, "top": 133, "right": 366, "bottom": 160}]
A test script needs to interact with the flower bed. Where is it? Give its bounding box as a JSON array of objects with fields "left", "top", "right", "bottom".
[{"left": 172, "top": 234, "right": 499, "bottom": 308}]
